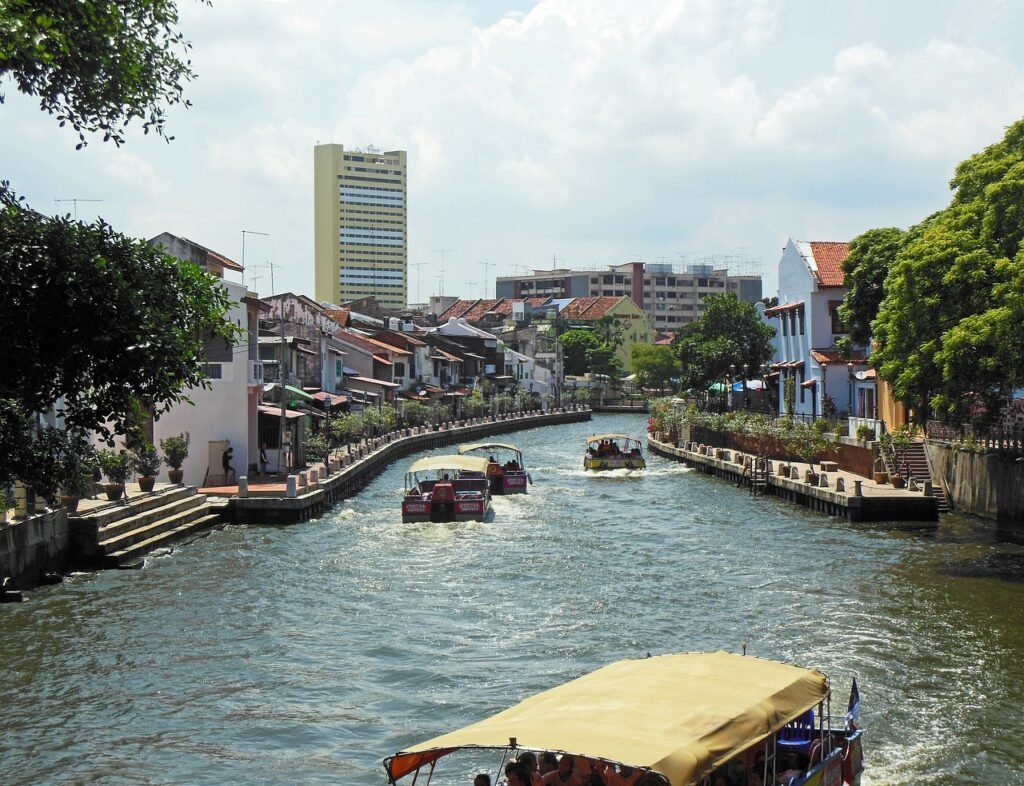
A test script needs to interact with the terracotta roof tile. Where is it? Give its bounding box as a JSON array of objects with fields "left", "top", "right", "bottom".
[
  {"left": 809, "top": 242, "right": 849, "bottom": 288},
  {"left": 460, "top": 299, "right": 505, "bottom": 322},
  {"left": 810, "top": 350, "right": 868, "bottom": 365},
  {"left": 323, "top": 308, "right": 350, "bottom": 327},
  {"left": 564, "top": 296, "right": 621, "bottom": 320},
  {"left": 437, "top": 300, "right": 478, "bottom": 321}
]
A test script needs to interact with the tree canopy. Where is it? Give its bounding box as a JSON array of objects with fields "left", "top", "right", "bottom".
[
  {"left": 631, "top": 344, "right": 680, "bottom": 390},
  {"left": 560, "top": 329, "right": 601, "bottom": 376},
  {"left": 838, "top": 227, "right": 905, "bottom": 346},
  {"left": 672, "top": 294, "right": 775, "bottom": 392},
  {"left": 0, "top": 185, "right": 238, "bottom": 482},
  {"left": 866, "top": 119, "right": 1024, "bottom": 424},
  {"left": 0, "top": 0, "right": 202, "bottom": 147}
]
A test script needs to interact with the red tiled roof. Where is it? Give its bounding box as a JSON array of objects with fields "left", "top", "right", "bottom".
[
  {"left": 179, "top": 236, "right": 244, "bottom": 272},
  {"left": 460, "top": 299, "right": 505, "bottom": 322},
  {"left": 437, "top": 300, "right": 478, "bottom": 321},
  {"left": 810, "top": 350, "right": 868, "bottom": 365},
  {"left": 324, "top": 308, "right": 350, "bottom": 327},
  {"left": 335, "top": 330, "right": 410, "bottom": 356},
  {"left": 563, "top": 296, "right": 621, "bottom": 320},
  {"left": 809, "top": 242, "right": 849, "bottom": 288},
  {"left": 526, "top": 297, "right": 551, "bottom": 307},
  {"left": 763, "top": 301, "right": 804, "bottom": 317}
]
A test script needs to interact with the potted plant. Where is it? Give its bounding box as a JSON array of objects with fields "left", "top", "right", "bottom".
[
  {"left": 132, "top": 443, "right": 161, "bottom": 493},
  {"left": 305, "top": 432, "right": 332, "bottom": 475},
  {"left": 160, "top": 432, "right": 190, "bottom": 484},
  {"left": 0, "top": 485, "right": 12, "bottom": 523},
  {"left": 98, "top": 449, "right": 135, "bottom": 501},
  {"left": 856, "top": 424, "right": 876, "bottom": 444}
]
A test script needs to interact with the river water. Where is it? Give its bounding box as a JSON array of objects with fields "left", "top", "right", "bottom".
[{"left": 2, "top": 414, "right": 1023, "bottom": 786}]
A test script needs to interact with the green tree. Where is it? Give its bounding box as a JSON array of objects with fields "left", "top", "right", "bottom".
[
  {"left": 673, "top": 294, "right": 775, "bottom": 392},
  {"left": 560, "top": 329, "right": 601, "bottom": 376},
  {"left": 870, "top": 119, "right": 1024, "bottom": 424},
  {"left": 586, "top": 345, "right": 624, "bottom": 381},
  {"left": 0, "top": 186, "right": 239, "bottom": 452},
  {"left": 0, "top": 0, "right": 203, "bottom": 148},
  {"left": 838, "top": 227, "right": 905, "bottom": 345},
  {"left": 631, "top": 345, "right": 680, "bottom": 390},
  {"left": 592, "top": 315, "right": 624, "bottom": 350}
]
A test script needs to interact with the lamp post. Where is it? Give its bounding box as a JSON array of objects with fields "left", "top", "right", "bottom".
[
  {"left": 847, "top": 362, "right": 855, "bottom": 420},
  {"left": 742, "top": 363, "right": 750, "bottom": 410},
  {"left": 729, "top": 364, "right": 736, "bottom": 411}
]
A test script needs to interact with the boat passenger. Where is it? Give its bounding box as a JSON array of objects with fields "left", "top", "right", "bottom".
[
  {"left": 504, "top": 761, "right": 532, "bottom": 786},
  {"left": 475, "top": 775, "right": 492, "bottom": 786},
  {"left": 538, "top": 752, "right": 559, "bottom": 779},
  {"left": 516, "top": 752, "right": 543, "bottom": 786}
]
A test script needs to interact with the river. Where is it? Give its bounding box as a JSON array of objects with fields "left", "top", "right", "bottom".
[{"left": 1, "top": 413, "right": 1023, "bottom": 785}]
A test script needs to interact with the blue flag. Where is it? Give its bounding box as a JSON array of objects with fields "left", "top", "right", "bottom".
[{"left": 845, "top": 677, "right": 861, "bottom": 726}]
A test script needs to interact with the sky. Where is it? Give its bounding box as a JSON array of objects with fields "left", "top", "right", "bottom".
[{"left": 5, "top": 0, "right": 1024, "bottom": 303}]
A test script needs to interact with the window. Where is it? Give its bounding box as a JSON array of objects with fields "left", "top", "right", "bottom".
[
  {"left": 781, "top": 312, "right": 788, "bottom": 336},
  {"left": 799, "top": 368, "right": 805, "bottom": 403},
  {"left": 829, "top": 301, "right": 848, "bottom": 334},
  {"left": 204, "top": 363, "right": 223, "bottom": 379},
  {"left": 798, "top": 307, "right": 805, "bottom": 336},
  {"left": 393, "top": 361, "right": 406, "bottom": 378}
]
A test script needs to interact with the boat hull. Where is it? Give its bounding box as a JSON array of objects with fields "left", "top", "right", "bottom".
[
  {"left": 402, "top": 498, "right": 490, "bottom": 522},
  {"left": 584, "top": 456, "right": 646, "bottom": 470}
]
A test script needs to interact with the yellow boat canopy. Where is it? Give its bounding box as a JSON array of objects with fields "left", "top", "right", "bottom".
[
  {"left": 406, "top": 455, "right": 492, "bottom": 475},
  {"left": 384, "top": 652, "right": 828, "bottom": 786},
  {"left": 586, "top": 434, "right": 642, "bottom": 445},
  {"left": 458, "top": 443, "right": 521, "bottom": 456}
]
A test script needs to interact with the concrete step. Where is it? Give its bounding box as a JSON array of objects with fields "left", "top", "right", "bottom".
[
  {"left": 98, "top": 500, "right": 213, "bottom": 556},
  {"left": 105, "top": 512, "right": 223, "bottom": 568},
  {"left": 95, "top": 493, "right": 208, "bottom": 545},
  {"left": 75, "top": 486, "right": 197, "bottom": 529}
]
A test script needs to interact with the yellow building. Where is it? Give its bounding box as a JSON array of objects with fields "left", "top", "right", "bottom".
[
  {"left": 314, "top": 143, "right": 407, "bottom": 308},
  {"left": 562, "top": 296, "right": 655, "bottom": 373}
]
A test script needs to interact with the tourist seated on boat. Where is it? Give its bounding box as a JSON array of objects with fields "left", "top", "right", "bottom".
[
  {"left": 474, "top": 774, "right": 491, "bottom": 786},
  {"left": 504, "top": 761, "right": 532, "bottom": 786},
  {"left": 537, "top": 752, "right": 558, "bottom": 780},
  {"left": 630, "top": 447, "right": 641, "bottom": 457},
  {"left": 515, "top": 752, "right": 543, "bottom": 786},
  {"left": 543, "top": 754, "right": 592, "bottom": 786}
]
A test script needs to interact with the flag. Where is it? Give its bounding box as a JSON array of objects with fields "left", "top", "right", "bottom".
[{"left": 845, "top": 677, "right": 861, "bottom": 726}]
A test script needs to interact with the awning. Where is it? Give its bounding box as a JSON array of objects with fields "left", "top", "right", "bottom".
[
  {"left": 800, "top": 379, "right": 817, "bottom": 388},
  {"left": 764, "top": 301, "right": 805, "bottom": 317},
  {"left": 285, "top": 384, "right": 316, "bottom": 401},
  {"left": 406, "top": 455, "right": 492, "bottom": 475},
  {"left": 349, "top": 375, "right": 400, "bottom": 388},
  {"left": 384, "top": 652, "right": 828, "bottom": 786},
  {"left": 430, "top": 351, "right": 463, "bottom": 363},
  {"left": 312, "top": 391, "right": 349, "bottom": 406},
  {"left": 257, "top": 405, "right": 305, "bottom": 421},
  {"left": 373, "top": 354, "right": 394, "bottom": 366}
]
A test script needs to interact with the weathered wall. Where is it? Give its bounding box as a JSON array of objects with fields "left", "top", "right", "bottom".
[
  {"left": 687, "top": 427, "right": 874, "bottom": 477},
  {"left": 0, "top": 510, "right": 71, "bottom": 590},
  {"left": 927, "top": 444, "right": 1024, "bottom": 526}
]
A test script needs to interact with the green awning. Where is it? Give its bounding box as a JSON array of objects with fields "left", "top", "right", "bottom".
[{"left": 285, "top": 385, "right": 316, "bottom": 401}]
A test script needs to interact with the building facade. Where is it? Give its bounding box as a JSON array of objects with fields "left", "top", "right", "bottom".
[
  {"left": 314, "top": 143, "right": 408, "bottom": 309},
  {"left": 495, "top": 261, "right": 762, "bottom": 330}
]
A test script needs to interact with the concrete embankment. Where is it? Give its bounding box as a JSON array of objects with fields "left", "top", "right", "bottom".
[
  {"left": 226, "top": 408, "right": 592, "bottom": 524},
  {"left": 648, "top": 433, "right": 938, "bottom": 525}
]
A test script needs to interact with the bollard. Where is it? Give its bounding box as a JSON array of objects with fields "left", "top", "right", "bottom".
[
  {"left": 924, "top": 480, "right": 933, "bottom": 496},
  {"left": 819, "top": 473, "right": 829, "bottom": 488},
  {"left": 298, "top": 471, "right": 308, "bottom": 487},
  {"left": 238, "top": 476, "right": 249, "bottom": 498},
  {"left": 286, "top": 475, "right": 297, "bottom": 498},
  {"left": 836, "top": 477, "right": 846, "bottom": 492}
]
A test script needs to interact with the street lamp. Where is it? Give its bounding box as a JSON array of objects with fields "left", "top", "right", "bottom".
[
  {"left": 742, "top": 363, "right": 750, "bottom": 409},
  {"left": 847, "top": 362, "right": 855, "bottom": 420}
]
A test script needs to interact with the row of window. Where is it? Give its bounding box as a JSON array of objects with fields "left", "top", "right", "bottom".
[
  {"left": 343, "top": 167, "right": 404, "bottom": 176},
  {"left": 339, "top": 174, "right": 403, "bottom": 185},
  {"left": 339, "top": 250, "right": 407, "bottom": 259},
  {"left": 343, "top": 155, "right": 400, "bottom": 165},
  {"left": 340, "top": 213, "right": 405, "bottom": 225}
]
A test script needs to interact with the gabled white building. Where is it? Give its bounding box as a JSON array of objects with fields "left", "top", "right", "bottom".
[
  {"left": 764, "top": 239, "right": 871, "bottom": 420},
  {"left": 147, "top": 234, "right": 264, "bottom": 484}
]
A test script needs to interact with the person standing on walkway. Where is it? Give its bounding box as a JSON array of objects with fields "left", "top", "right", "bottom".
[
  {"left": 222, "top": 444, "right": 235, "bottom": 484},
  {"left": 259, "top": 443, "right": 268, "bottom": 476}
]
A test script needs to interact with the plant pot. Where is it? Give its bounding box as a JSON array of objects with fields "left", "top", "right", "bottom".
[
  {"left": 873, "top": 471, "right": 888, "bottom": 484},
  {"left": 59, "top": 494, "right": 80, "bottom": 513},
  {"left": 890, "top": 475, "right": 906, "bottom": 489},
  {"left": 138, "top": 476, "right": 156, "bottom": 493},
  {"left": 104, "top": 483, "right": 125, "bottom": 501},
  {"left": 168, "top": 469, "right": 184, "bottom": 484}
]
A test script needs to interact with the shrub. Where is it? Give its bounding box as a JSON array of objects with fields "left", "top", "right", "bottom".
[
  {"left": 160, "top": 432, "right": 190, "bottom": 470},
  {"left": 856, "top": 424, "right": 876, "bottom": 442},
  {"left": 133, "top": 443, "right": 161, "bottom": 476},
  {"left": 98, "top": 449, "right": 135, "bottom": 483}
]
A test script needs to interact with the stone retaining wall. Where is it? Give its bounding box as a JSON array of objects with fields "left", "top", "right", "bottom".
[{"left": 927, "top": 443, "right": 1024, "bottom": 527}]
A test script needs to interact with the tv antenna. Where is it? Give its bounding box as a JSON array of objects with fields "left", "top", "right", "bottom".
[
  {"left": 55, "top": 198, "right": 102, "bottom": 220},
  {"left": 242, "top": 229, "right": 269, "bottom": 286},
  {"left": 435, "top": 249, "right": 451, "bottom": 296}
]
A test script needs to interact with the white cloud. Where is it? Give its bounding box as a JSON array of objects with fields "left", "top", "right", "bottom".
[{"left": 5, "top": 0, "right": 1024, "bottom": 299}]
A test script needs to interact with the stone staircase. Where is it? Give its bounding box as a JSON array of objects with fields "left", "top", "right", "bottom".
[
  {"left": 70, "top": 486, "right": 223, "bottom": 569},
  {"left": 894, "top": 440, "right": 951, "bottom": 513}
]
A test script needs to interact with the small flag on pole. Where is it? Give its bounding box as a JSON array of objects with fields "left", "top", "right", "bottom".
[{"left": 845, "top": 677, "right": 861, "bottom": 726}]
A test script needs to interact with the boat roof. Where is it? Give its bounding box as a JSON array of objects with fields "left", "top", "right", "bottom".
[
  {"left": 458, "top": 443, "right": 521, "bottom": 455},
  {"left": 406, "top": 455, "right": 492, "bottom": 474},
  {"left": 384, "top": 652, "right": 828, "bottom": 786},
  {"left": 586, "top": 433, "right": 641, "bottom": 444}
]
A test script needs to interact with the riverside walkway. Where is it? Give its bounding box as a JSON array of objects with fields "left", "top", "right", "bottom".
[{"left": 648, "top": 432, "right": 939, "bottom": 525}]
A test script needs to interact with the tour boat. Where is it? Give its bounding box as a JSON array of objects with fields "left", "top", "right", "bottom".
[
  {"left": 401, "top": 455, "right": 493, "bottom": 522},
  {"left": 458, "top": 442, "right": 531, "bottom": 494},
  {"left": 384, "top": 651, "right": 864, "bottom": 786},
  {"left": 584, "top": 433, "right": 647, "bottom": 470}
]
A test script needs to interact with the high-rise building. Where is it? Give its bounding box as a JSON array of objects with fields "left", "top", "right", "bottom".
[
  {"left": 314, "top": 144, "right": 407, "bottom": 309},
  {"left": 495, "top": 261, "right": 762, "bottom": 329}
]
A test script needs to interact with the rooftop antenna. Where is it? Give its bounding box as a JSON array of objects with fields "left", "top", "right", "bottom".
[
  {"left": 482, "top": 259, "right": 494, "bottom": 298},
  {"left": 254, "top": 259, "right": 280, "bottom": 295},
  {"left": 435, "top": 249, "right": 451, "bottom": 296},
  {"left": 242, "top": 229, "right": 269, "bottom": 287},
  {"left": 411, "top": 261, "right": 428, "bottom": 306},
  {"left": 55, "top": 198, "right": 102, "bottom": 220}
]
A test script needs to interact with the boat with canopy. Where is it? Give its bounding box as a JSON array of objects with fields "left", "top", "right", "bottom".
[
  {"left": 401, "top": 455, "right": 492, "bottom": 522},
  {"left": 584, "top": 433, "right": 646, "bottom": 470},
  {"left": 384, "top": 651, "right": 863, "bottom": 786},
  {"left": 457, "top": 442, "right": 530, "bottom": 494}
]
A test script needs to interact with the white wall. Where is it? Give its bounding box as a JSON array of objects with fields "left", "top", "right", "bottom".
[{"left": 153, "top": 279, "right": 255, "bottom": 485}]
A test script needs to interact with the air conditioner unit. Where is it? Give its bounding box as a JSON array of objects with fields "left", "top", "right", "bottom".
[{"left": 248, "top": 360, "right": 264, "bottom": 385}]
